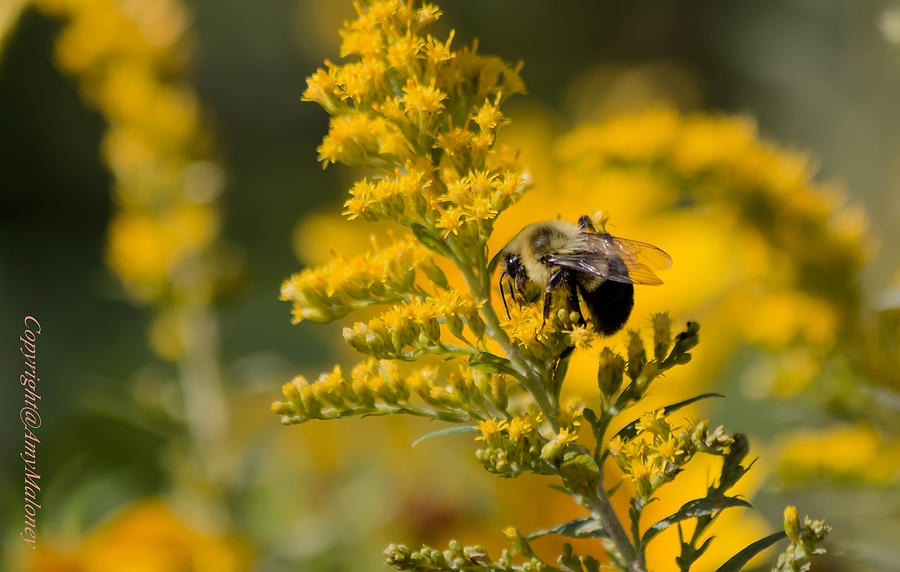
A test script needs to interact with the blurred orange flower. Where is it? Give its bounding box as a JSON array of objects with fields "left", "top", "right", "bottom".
[{"left": 28, "top": 499, "right": 251, "bottom": 572}]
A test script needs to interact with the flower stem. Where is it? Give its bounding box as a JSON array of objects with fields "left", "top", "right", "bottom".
[
  {"left": 590, "top": 486, "right": 645, "bottom": 572},
  {"left": 446, "top": 238, "right": 560, "bottom": 428}
]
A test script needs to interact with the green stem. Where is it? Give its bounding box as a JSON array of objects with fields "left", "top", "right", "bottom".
[
  {"left": 438, "top": 232, "right": 642, "bottom": 572},
  {"left": 590, "top": 486, "right": 646, "bottom": 572},
  {"left": 630, "top": 500, "right": 646, "bottom": 568},
  {"left": 448, "top": 240, "right": 559, "bottom": 428},
  {"left": 174, "top": 300, "right": 231, "bottom": 528}
]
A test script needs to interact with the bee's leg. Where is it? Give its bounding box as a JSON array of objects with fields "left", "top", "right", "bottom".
[
  {"left": 513, "top": 273, "right": 527, "bottom": 306},
  {"left": 499, "top": 272, "right": 511, "bottom": 319},
  {"left": 559, "top": 272, "right": 581, "bottom": 359},
  {"left": 565, "top": 273, "right": 586, "bottom": 326},
  {"left": 541, "top": 269, "right": 566, "bottom": 332}
]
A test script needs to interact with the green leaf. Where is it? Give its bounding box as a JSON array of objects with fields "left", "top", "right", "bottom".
[
  {"left": 552, "top": 353, "right": 571, "bottom": 393},
  {"left": 613, "top": 393, "right": 725, "bottom": 443},
  {"left": 582, "top": 556, "right": 601, "bottom": 572},
  {"left": 606, "top": 479, "right": 624, "bottom": 497},
  {"left": 642, "top": 496, "right": 751, "bottom": 545},
  {"left": 410, "top": 223, "right": 450, "bottom": 255},
  {"left": 692, "top": 535, "right": 716, "bottom": 562},
  {"left": 526, "top": 516, "right": 608, "bottom": 540},
  {"left": 714, "top": 531, "right": 787, "bottom": 572},
  {"left": 719, "top": 433, "right": 751, "bottom": 491},
  {"left": 411, "top": 425, "right": 479, "bottom": 448},
  {"left": 468, "top": 352, "right": 517, "bottom": 376}
]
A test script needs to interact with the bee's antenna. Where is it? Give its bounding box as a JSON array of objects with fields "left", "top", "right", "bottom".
[{"left": 499, "top": 271, "right": 511, "bottom": 319}]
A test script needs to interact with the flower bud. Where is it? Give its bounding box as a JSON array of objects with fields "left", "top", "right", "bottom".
[
  {"left": 298, "top": 384, "right": 322, "bottom": 417},
  {"left": 671, "top": 321, "right": 700, "bottom": 358},
  {"left": 597, "top": 347, "right": 625, "bottom": 396},
  {"left": 369, "top": 280, "right": 387, "bottom": 297},
  {"left": 652, "top": 312, "right": 672, "bottom": 361},
  {"left": 383, "top": 544, "right": 411, "bottom": 567},
  {"left": 420, "top": 259, "right": 450, "bottom": 289},
  {"left": 351, "top": 376, "right": 376, "bottom": 408},
  {"left": 804, "top": 516, "right": 831, "bottom": 544},
  {"left": 270, "top": 401, "right": 297, "bottom": 416},
  {"left": 540, "top": 429, "right": 572, "bottom": 463},
  {"left": 635, "top": 474, "right": 653, "bottom": 500},
  {"left": 784, "top": 506, "right": 801, "bottom": 543},
  {"left": 559, "top": 450, "right": 601, "bottom": 498},
  {"left": 465, "top": 309, "right": 486, "bottom": 339},
  {"left": 422, "top": 317, "right": 441, "bottom": 343},
  {"left": 366, "top": 329, "right": 386, "bottom": 356},
  {"left": 343, "top": 325, "right": 367, "bottom": 353},
  {"left": 502, "top": 527, "right": 534, "bottom": 558},
  {"left": 634, "top": 361, "right": 660, "bottom": 394},
  {"left": 445, "top": 314, "right": 465, "bottom": 339},
  {"left": 388, "top": 377, "right": 410, "bottom": 402},
  {"left": 626, "top": 330, "right": 646, "bottom": 380}
]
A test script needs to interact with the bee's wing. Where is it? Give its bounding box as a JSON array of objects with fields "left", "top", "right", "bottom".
[{"left": 544, "top": 233, "right": 672, "bottom": 286}]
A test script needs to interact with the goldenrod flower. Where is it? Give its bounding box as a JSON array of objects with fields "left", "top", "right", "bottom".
[
  {"left": 27, "top": 499, "right": 250, "bottom": 572},
  {"left": 278, "top": 4, "right": 832, "bottom": 571},
  {"left": 776, "top": 424, "right": 900, "bottom": 485},
  {"left": 628, "top": 456, "right": 659, "bottom": 499},
  {"left": 476, "top": 418, "right": 509, "bottom": 444},
  {"left": 540, "top": 427, "right": 578, "bottom": 462},
  {"left": 506, "top": 415, "right": 533, "bottom": 443},
  {"left": 653, "top": 435, "right": 687, "bottom": 464},
  {"left": 33, "top": 0, "right": 228, "bottom": 388},
  {"left": 635, "top": 409, "right": 670, "bottom": 440},
  {"left": 784, "top": 506, "right": 801, "bottom": 543},
  {"left": 279, "top": 236, "right": 436, "bottom": 323}
]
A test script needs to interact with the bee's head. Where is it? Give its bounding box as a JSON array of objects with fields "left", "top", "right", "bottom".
[
  {"left": 498, "top": 251, "right": 525, "bottom": 319},
  {"left": 502, "top": 251, "right": 531, "bottom": 298}
]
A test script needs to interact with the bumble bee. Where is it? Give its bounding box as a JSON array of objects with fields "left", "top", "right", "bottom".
[{"left": 497, "top": 215, "right": 672, "bottom": 335}]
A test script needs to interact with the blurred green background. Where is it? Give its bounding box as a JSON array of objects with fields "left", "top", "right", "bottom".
[{"left": 1, "top": 1, "right": 899, "bottom": 570}]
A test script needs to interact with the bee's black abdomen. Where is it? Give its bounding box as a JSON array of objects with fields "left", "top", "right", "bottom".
[{"left": 579, "top": 281, "right": 634, "bottom": 335}]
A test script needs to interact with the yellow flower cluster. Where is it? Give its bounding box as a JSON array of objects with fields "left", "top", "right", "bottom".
[
  {"left": 501, "top": 303, "right": 598, "bottom": 364},
  {"left": 557, "top": 109, "right": 869, "bottom": 359},
  {"left": 608, "top": 411, "right": 732, "bottom": 499},
  {"left": 342, "top": 291, "right": 484, "bottom": 358},
  {"left": 0, "top": 0, "right": 27, "bottom": 57},
  {"left": 473, "top": 402, "right": 586, "bottom": 478},
  {"left": 277, "top": 0, "right": 535, "bottom": 428},
  {"left": 283, "top": 5, "right": 838, "bottom": 570},
  {"left": 272, "top": 359, "right": 515, "bottom": 424},
  {"left": 408, "top": 364, "right": 510, "bottom": 414},
  {"left": 432, "top": 167, "right": 525, "bottom": 243},
  {"left": 774, "top": 506, "right": 831, "bottom": 572},
  {"left": 593, "top": 318, "right": 699, "bottom": 415},
  {"left": 280, "top": 236, "right": 443, "bottom": 323},
  {"left": 107, "top": 204, "right": 219, "bottom": 296},
  {"left": 343, "top": 164, "right": 433, "bottom": 221},
  {"left": 385, "top": 536, "right": 579, "bottom": 572},
  {"left": 475, "top": 414, "right": 554, "bottom": 477},
  {"left": 302, "top": 0, "right": 528, "bottom": 257},
  {"left": 27, "top": 498, "right": 250, "bottom": 572},
  {"left": 34, "top": 0, "right": 227, "bottom": 366},
  {"left": 775, "top": 425, "right": 900, "bottom": 485},
  {"left": 35, "top": 0, "right": 224, "bottom": 304}
]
